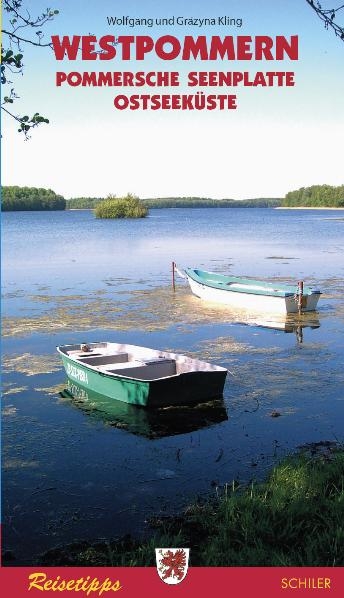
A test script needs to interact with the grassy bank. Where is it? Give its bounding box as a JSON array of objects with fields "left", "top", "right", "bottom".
[{"left": 38, "top": 447, "right": 344, "bottom": 567}]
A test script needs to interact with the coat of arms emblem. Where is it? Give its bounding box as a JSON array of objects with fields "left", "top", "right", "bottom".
[{"left": 155, "top": 548, "right": 190, "bottom": 584}]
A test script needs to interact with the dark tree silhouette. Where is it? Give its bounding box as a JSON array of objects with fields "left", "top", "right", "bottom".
[
  {"left": 1, "top": 0, "right": 59, "bottom": 137},
  {"left": 305, "top": 1, "right": 344, "bottom": 40}
]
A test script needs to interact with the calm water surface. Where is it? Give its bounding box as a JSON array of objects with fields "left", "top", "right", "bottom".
[{"left": 2, "top": 208, "right": 344, "bottom": 564}]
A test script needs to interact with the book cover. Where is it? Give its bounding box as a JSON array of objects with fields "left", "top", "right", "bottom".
[{"left": 1, "top": 0, "right": 343, "bottom": 596}]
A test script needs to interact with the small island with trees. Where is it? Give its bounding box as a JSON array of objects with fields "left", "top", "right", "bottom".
[
  {"left": 2, "top": 184, "right": 344, "bottom": 213},
  {"left": 95, "top": 193, "right": 148, "bottom": 219}
]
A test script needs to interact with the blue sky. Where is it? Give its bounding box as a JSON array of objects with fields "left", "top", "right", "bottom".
[{"left": 2, "top": 0, "right": 343, "bottom": 199}]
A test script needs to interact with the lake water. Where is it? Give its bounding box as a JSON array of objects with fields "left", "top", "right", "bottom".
[{"left": 2, "top": 208, "right": 344, "bottom": 564}]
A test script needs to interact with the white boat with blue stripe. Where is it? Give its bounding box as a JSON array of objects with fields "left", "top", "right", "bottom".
[{"left": 181, "top": 267, "right": 321, "bottom": 314}]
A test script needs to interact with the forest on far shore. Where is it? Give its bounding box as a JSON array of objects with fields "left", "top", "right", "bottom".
[
  {"left": 2, "top": 186, "right": 66, "bottom": 211},
  {"left": 66, "top": 196, "right": 282, "bottom": 209},
  {"left": 283, "top": 185, "right": 344, "bottom": 208},
  {"left": 2, "top": 185, "right": 344, "bottom": 211}
]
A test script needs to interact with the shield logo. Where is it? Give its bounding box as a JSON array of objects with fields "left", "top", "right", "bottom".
[{"left": 155, "top": 548, "right": 190, "bottom": 585}]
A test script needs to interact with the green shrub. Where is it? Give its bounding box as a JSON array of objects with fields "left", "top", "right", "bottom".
[{"left": 95, "top": 193, "right": 148, "bottom": 219}]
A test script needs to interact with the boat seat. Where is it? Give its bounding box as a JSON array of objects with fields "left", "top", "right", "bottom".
[
  {"left": 77, "top": 352, "right": 129, "bottom": 366},
  {"left": 105, "top": 359, "right": 177, "bottom": 380},
  {"left": 99, "top": 360, "right": 143, "bottom": 371}
]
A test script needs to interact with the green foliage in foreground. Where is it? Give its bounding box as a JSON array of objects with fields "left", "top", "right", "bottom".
[
  {"left": 2, "top": 186, "right": 66, "bottom": 211},
  {"left": 143, "top": 197, "right": 282, "bottom": 208},
  {"left": 40, "top": 449, "right": 344, "bottom": 567},
  {"left": 283, "top": 185, "right": 344, "bottom": 208},
  {"left": 95, "top": 194, "right": 148, "bottom": 219}
]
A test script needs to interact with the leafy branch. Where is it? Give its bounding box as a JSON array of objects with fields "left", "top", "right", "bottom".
[
  {"left": 305, "top": 1, "right": 344, "bottom": 40},
  {"left": 1, "top": 0, "right": 59, "bottom": 137}
]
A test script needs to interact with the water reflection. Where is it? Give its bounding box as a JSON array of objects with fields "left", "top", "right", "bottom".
[
  {"left": 175, "top": 293, "right": 321, "bottom": 344},
  {"left": 209, "top": 307, "right": 321, "bottom": 344},
  {"left": 60, "top": 379, "right": 228, "bottom": 439},
  {"left": 248, "top": 314, "right": 321, "bottom": 343}
]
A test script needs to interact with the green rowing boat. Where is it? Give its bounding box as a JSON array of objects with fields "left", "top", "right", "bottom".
[{"left": 57, "top": 341, "right": 228, "bottom": 408}]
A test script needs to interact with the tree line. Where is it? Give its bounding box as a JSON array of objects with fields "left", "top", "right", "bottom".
[
  {"left": 66, "top": 196, "right": 282, "bottom": 209},
  {"left": 282, "top": 185, "right": 344, "bottom": 208},
  {"left": 142, "top": 197, "right": 282, "bottom": 208},
  {"left": 3, "top": 185, "right": 344, "bottom": 212},
  {"left": 2, "top": 186, "right": 66, "bottom": 211},
  {"left": 65, "top": 197, "right": 102, "bottom": 209}
]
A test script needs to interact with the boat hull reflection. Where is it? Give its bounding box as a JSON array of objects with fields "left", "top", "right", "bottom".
[
  {"left": 60, "top": 379, "right": 228, "bottom": 438},
  {"left": 244, "top": 314, "right": 320, "bottom": 343}
]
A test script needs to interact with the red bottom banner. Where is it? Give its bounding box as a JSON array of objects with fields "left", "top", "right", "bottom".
[{"left": 0, "top": 567, "right": 343, "bottom": 598}]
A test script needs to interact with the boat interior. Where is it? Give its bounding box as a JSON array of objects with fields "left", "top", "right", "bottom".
[
  {"left": 73, "top": 351, "right": 177, "bottom": 380},
  {"left": 59, "top": 343, "right": 224, "bottom": 380}
]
